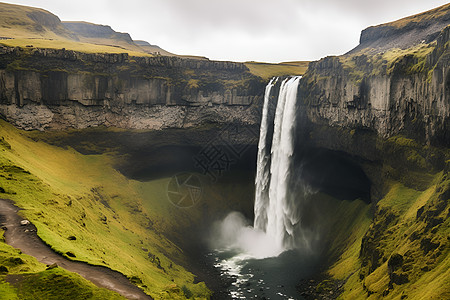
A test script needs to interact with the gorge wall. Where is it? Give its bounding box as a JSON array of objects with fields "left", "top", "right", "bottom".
[
  {"left": 298, "top": 25, "right": 450, "bottom": 151},
  {"left": 0, "top": 46, "right": 264, "bottom": 130}
]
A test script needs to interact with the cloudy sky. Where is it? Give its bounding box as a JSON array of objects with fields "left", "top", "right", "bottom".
[{"left": 3, "top": 0, "right": 449, "bottom": 62}]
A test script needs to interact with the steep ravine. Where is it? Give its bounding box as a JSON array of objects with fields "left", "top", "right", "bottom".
[{"left": 0, "top": 4, "right": 449, "bottom": 300}]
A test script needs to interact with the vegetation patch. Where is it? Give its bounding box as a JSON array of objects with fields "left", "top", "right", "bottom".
[
  {"left": 1, "top": 38, "right": 151, "bottom": 57},
  {"left": 329, "top": 171, "right": 449, "bottom": 299},
  {"left": 245, "top": 61, "right": 309, "bottom": 80}
]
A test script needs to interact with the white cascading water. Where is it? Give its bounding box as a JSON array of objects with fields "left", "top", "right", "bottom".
[
  {"left": 254, "top": 76, "right": 302, "bottom": 252},
  {"left": 253, "top": 77, "right": 277, "bottom": 231},
  {"left": 211, "top": 76, "right": 313, "bottom": 300},
  {"left": 212, "top": 76, "right": 303, "bottom": 259}
]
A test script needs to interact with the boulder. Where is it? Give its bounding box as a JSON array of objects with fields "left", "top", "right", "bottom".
[{"left": 20, "top": 220, "right": 30, "bottom": 226}]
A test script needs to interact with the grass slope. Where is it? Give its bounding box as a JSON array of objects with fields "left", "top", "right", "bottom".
[
  {"left": 0, "top": 230, "right": 124, "bottom": 300},
  {"left": 0, "top": 2, "right": 150, "bottom": 56},
  {"left": 0, "top": 120, "right": 215, "bottom": 299},
  {"left": 0, "top": 38, "right": 151, "bottom": 56},
  {"left": 0, "top": 2, "right": 72, "bottom": 40},
  {"left": 326, "top": 171, "right": 449, "bottom": 299}
]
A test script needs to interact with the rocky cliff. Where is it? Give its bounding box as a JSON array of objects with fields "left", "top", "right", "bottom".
[
  {"left": 350, "top": 3, "right": 450, "bottom": 53},
  {"left": 294, "top": 6, "right": 450, "bottom": 299},
  {"left": 0, "top": 46, "right": 264, "bottom": 130},
  {"left": 298, "top": 25, "right": 449, "bottom": 148}
]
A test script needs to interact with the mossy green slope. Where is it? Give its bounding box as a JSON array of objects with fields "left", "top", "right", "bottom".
[
  {"left": 332, "top": 172, "right": 449, "bottom": 300},
  {"left": 316, "top": 134, "right": 450, "bottom": 299},
  {"left": 0, "top": 120, "right": 215, "bottom": 299}
]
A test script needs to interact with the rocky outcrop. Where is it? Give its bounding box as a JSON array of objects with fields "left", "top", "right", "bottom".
[
  {"left": 0, "top": 101, "right": 258, "bottom": 131},
  {"left": 349, "top": 3, "right": 450, "bottom": 53},
  {"left": 298, "top": 26, "right": 450, "bottom": 147},
  {"left": 0, "top": 46, "right": 264, "bottom": 131}
]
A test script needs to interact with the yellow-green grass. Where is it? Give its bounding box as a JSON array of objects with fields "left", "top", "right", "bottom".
[
  {"left": 299, "top": 192, "right": 372, "bottom": 280},
  {"left": 336, "top": 42, "right": 436, "bottom": 85},
  {"left": 0, "top": 230, "right": 125, "bottom": 300},
  {"left": 0, "top": 38, "right": 151, "bottom": 57},
  {"left": 0, "top": 2, "right": 70, "bottom": 40},
  {"left": 245, "top": 61, "right": 309, "bottom": 80},
  {"left": 324, "top": 198, "right": 372, "bottom": 280},
  {"left": 334, "top": 172, "right": 450, "bottom": 299},
  {"left": 0, "top": 2, "right": 150, "bottom": 56},
  {"left": 0, "top": 120, "right": 212, "bottom": 299}
]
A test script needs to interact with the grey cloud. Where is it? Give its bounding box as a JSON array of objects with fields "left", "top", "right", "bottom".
[{"left": 2, "top": 0, "right": 449, "bottom": 62}]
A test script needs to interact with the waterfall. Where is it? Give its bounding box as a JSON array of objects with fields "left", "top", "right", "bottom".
[
  {"left": 254, "top": 76, "right": 302, "bottom": 252},
  {"left": 253, "top": 77, "right": 277, "bottom": 231},
  {"left": 211, "top": 75, "right": 312, "bottom": 299}
]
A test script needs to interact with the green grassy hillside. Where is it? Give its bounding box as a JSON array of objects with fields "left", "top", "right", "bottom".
[
  {"left": 0, "top": 2, "right": 150, "bottom": 56},
  {"left": 0, "top": 120, "right": 219, "bottom": 299},
  {"left": 330, "top": 172, "right": 450, "bottom": 299},
  {"left": 0, "top": 2, "right": 73, "bottom": 40},
  {"left": 307, "top": 131, "right": 450, "bottom": 299}
]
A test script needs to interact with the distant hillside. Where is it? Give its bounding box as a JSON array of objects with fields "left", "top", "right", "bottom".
[
  {"left": 245, "top": 61, "right": 309, "bottom": 80},
  {"left": 63, "top": 21, "right": 137, "bottom": 49},
  {"left": 62, "top": 22, "right": 176, "bottom": 55},
  {"left": 350, "top": 3, "right": 450, "bottom": 53},
  {"left": 0, "top": 2, "right": 173, "bottom": 56},
  {"left": 133, "top": 39, "right": 176, "bottom": 56},
  {"left": 0, "top": 2, "right": 76, "bottom": 40}
]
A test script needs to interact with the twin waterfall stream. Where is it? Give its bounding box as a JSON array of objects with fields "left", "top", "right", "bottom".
[
  {"left": 254, "top": 76, "right": 302, "bottom": 253},
  {"left": 211, "top": 76, "right": 317, "bottom": 300}
]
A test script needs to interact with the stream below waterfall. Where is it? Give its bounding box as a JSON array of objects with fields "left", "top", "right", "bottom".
[{"left": 209, "top": 249, "right": 318, "bottom": 299}]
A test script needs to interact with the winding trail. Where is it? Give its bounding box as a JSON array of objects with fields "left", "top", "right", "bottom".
[{"left": 0, "top": 199, "right": 152, "bottom": 300}]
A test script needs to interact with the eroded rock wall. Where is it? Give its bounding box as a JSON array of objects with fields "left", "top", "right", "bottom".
[
  {"left": 0, "top": 47, "right": 264, "bottom": 130},
  {"left": 298, "top": 27, "right": 450, "bottom": 147}
]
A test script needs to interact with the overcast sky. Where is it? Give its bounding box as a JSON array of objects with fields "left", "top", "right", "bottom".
[{"left": 3, "top": 0, "right": 449, "bottom": 62}]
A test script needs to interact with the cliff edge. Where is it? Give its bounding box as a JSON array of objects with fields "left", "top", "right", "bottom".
[
  {"left": 296, "top": 4, "right": 450, "bottom": 300},
  {"left": 299, "top": 6, "right": 449, "bottom": 147},
  {"left": 0, "top": 46, "right": 264, "bottom": 130}
]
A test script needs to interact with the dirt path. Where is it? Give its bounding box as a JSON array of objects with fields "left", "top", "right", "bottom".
[{"left": 0, "top": 199, "right": 152, "bottom": 300}]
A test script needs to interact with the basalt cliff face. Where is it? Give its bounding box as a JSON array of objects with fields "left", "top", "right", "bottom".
[
  {"left": 0, "top": 47, "right": 264, "bottom": 130},
  {"left": 298, "top": 24, "right": 449, "bottom": 150},
  {"left": 294, "top": 7, "right": 450, "bottom": 299}
]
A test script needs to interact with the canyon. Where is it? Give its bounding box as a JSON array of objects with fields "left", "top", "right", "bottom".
[{"left": 0, "top": 2, "right": 449, "bottom": 300}]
